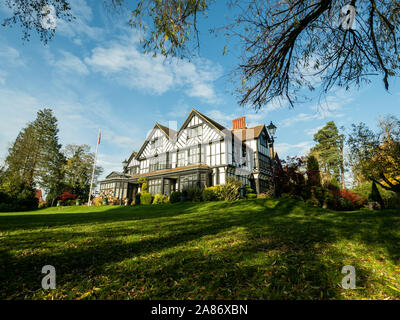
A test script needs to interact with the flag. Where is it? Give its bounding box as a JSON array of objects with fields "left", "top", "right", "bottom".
[{"left": 97, "top": 129, "right": 101, "bottom": 145}]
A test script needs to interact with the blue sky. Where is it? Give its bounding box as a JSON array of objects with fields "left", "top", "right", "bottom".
[{"left": 0, "top": 0, "right": 399, "bottom": 179}]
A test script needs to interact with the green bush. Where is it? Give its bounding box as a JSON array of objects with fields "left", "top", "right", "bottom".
[
  {"left": 153, "top": 194, "right": 169, "bottom": 204},
  {"left": 152, "top": 194, "right": 163, "bottom": 204},
  {"left": 0, "top": 184, "right": 38, "bottom": 212},
  {"left": 221, "top": 177, "right": 242, "bottom": 201},
  {"left": 170, "top": 191, "right": 182, "bottom": 203},
  {"left": 181, "top": 189, "right": 188, "bottom": 202},
  {"left": 246, "top": 193, "right": 257, "bottom": 199},
  {"left": 140, "top": 192, "right": 152, "bottom": 205},
  {"left": 138, "top": 178, "right": 148, "bottom": 192},
  {"left": 305, "top": 198, "right": 319, "bottom": 207},
  {"left": 352, "top": 182, "right": 399, "bottom": 209},
  {"left": 187, "top": 186, "right": 203, "bottom": 202},
  {"left": 38, "top": 202, "right": 48, "bottom": 209},
  {"left": 202, "top": 187, "right": 216, "bottom": 201}
]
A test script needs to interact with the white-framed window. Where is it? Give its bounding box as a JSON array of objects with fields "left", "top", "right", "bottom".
[
  {"left": 177, "top": 150, "right": 186, "bottom": 167},
  {"left": 188, "top": 145, "right": 201, "bottom": 165},
  {"left": 151, "top": 137, "right": 162, "bottom": 149},
  {"left": 188, "top": 125, "right": 202, "bottom": 138},
  {"left": 149, "top": 179, "right": 162, "bottom": 195}
]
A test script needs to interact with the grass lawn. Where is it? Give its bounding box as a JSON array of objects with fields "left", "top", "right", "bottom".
[{"left": 0, "top": 198, "right": 399, "bottom": 300}]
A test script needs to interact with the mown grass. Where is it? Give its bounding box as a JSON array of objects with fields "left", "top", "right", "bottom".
[{"left": 0, "top": 198, "right": 399, "bottom": 300}]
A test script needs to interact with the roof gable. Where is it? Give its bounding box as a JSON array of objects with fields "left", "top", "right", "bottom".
[
  {"left": 176, "top": 108, "right": 227, "bottom": 137},
  {"left": 136, "top": 123, "right": 176, "bottom": 159}
]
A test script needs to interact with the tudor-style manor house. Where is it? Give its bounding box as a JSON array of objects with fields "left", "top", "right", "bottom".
[{"left": 99, "top": 109, "right": 279, "bottom": 201}]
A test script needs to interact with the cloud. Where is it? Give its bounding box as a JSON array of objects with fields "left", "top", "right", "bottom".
[
  {"left": 0, "top": 45, "right": 23, "bottom": 66},
  {"left": 48, "top": 50, "right": 89, "bottom": 75},
  {"left": 0, "top": 87, "right": 141, "bottom": 178},
  {"left": 0, "top": 89, "right": 39, "bottom": 155},
  {"left": 84, "top": 36, "right": 223, "bottom": 103},
  {"left": 305, "top": 125, "right": 324, "bottom": 137},
  {"left": 0, "top": 70, "right": 6, "bottom": 85},
  {"left": 56, "top": 0, "right": 103, "bottom": 41},
  {"left": 275, "top": 141, "right": 314, "bottom": 159}
]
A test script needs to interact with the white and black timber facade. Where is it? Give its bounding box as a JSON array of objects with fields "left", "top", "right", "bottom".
[{"left": 99, "top": 109, "right": 280, "bottom": 200}]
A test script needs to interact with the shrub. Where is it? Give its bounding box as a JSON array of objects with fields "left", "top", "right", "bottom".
[
  {"left": 140, "top": 192, "right": 152, "bottom": 205},
  {"left": 38, "top": 202, "right": 48, "bottom": 209},
  {"left": 305, "top": 198, "right": 319, "bottom": 207},
  {"left": 244, "top": 184, "right": 253, "bottom": 195},
  {"left": 59, "top": 190, "right": 77, "bottom": 201},
  {"left": 153, "top": 194, "right": 169, "bottom": 204},
  {"left": 369, "top": 182, "right": 384, "bottom": 208},
  {"left": 202, "top": 187, "right": 216, "bottom": 201},
  {"left": 352, "top": 182, "right": 398, "bottom": 209},
  {"left": 258, "top": 189, "right": 274, "bottom": 199},
  {"left": 187, "top": 186, "right": 203, "bottom": 202},
  {"left": 221, "top": 177, "right": 242, "bottom": 201},
  {"left": 0, "top": 185, "right": 38, "bottom": 212},
  {"left": 170, "top": 191, "right": 181, "bottom": 203},
  {"left": 246, "top": 193, "right": 257, "bottom": 199},
  {"left": 340, "top": 189, "right": 367, "bottom": 210},
  {"left": 181, "top": 189, "right": 188, "bottom": 202},
  {"left": 162, "top": 195, "right": 170, "bottom": 204},
  {"left": 138, "top": 178, "right": 148, "bottom": 192}
]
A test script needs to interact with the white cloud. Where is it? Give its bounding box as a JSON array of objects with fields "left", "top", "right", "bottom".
[
  {"left": 56, "top": 0, "right": 103, "bottom": 41},
  {"left": 0, "top": 89, "right": 39, "bottom": 155},
  {"left": 49, "top": 50, "right": 89, "bottom": 75},
  {"left": 0, "top": 87, "right": 142, "bottom": 179},
  {"left": 305, "top": 125, "right": 324, "bottom": 137},
  {"left": 0, "top": 70, "right": 6, "bottom": 85},
  {"left": 275, "top": 141, "right": 314, "bottom": 159},
  {"left": 0, "top": 45, "right": 23, "bottom": 66},
  {"left": 84, "top": 36, "right": 223, "bottom": 103}
]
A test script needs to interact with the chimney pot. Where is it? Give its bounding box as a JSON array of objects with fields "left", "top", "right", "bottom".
[{"left": 232, "top": 116, "right": 246, "bottom": 130}]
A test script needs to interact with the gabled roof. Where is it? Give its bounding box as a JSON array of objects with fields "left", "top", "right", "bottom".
[
  {"left": 105, "top": 171, "right": 130, "bottom": 179},
  {"left": 232, "top": 124, "right": 265, "bottom": 141},
  {"left": 136, "top": 123, "right": 176, "bottom": 159},
  {"left": 177, "top": 108, "right": 227, "bottom": 137},
  {"left": 156, "top": 122, "right": 177, "bottom": 139},
  {"left": 127, "top": 151, "right": 138, "bottom": 164}
]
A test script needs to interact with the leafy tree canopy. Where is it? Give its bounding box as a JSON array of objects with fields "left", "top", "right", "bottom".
[
  {"left": 348, "top": 115, "right": 400, "bottom": 204},
  {"left": 3, "top": 0, "right": 400, "bottom": 109}
]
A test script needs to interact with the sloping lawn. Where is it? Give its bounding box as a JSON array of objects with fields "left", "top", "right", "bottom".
[{"left": 0, "top": 199, "right": 399, "bottom": 300}]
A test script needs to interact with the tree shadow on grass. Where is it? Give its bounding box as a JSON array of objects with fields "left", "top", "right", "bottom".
[{"left": 0, "top": 199, "right": 399, "bottom": 299}]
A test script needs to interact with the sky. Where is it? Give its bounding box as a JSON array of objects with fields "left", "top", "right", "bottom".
[{"left": 0, "top": 0, "right": 399, "bottom": 180}]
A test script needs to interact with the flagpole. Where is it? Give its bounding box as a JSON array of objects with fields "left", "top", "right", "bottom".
[{"left": 88, "top": 128, "right": 100, "bottom": 206}]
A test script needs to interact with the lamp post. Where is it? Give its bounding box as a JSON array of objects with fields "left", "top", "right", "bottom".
[
  {"left": 267, "top": 121, "right": 277, "bottom": 198},
  {"left": 122, "top": 160, "right": 128, "bottom": 174}
]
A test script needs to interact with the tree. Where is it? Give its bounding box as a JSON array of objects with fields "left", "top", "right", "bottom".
[
  {"left": 312, "top": 121, "right": 345, "bottom": 188},
  {"left": 306, "top": 155, "right": 321, "bottom": 186},
  {"left": 4, "top": 0, "right": 400, "bottom": 109},
  {"left": 370, "top": 181, "right": 384, "bottom": 208},
  {"left": 62, "top": 144, "right": 103, "bottom": 200},
  {"left": 33, "top": 109, "right": 66, "bottom": 202},
  {"left": 348, "top": 115, "right": 400, "bottom": 206},
  {"left": 3, "top": 108, "right": 65, "bottom": 205},
  {"left": 278, "top": 156, "right": 308, "bottom": 198}
]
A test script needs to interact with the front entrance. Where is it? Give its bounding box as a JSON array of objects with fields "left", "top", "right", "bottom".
[{"left": 163, "top": 178, "right": 177, "bottom": 196}]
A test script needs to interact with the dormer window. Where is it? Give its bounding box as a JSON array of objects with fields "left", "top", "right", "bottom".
[
  {"left": 188, "top": 125, "right": 202, "bottom": 138},
  {"left": 151, "top": 137, "right": 162, "bottom": 149}
]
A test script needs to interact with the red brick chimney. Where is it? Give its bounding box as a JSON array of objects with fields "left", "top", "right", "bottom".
[{"left": 232, "top": 116, "right": 246, "bottom": 130}]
